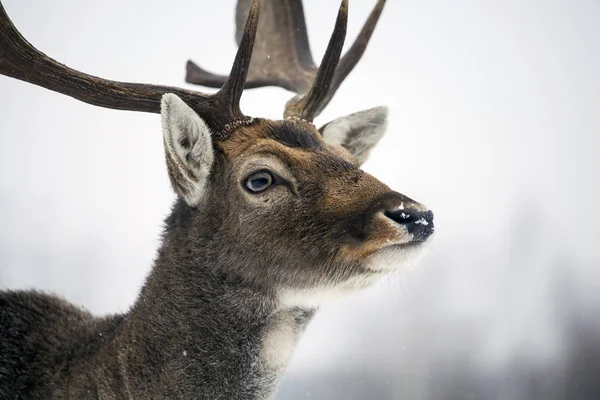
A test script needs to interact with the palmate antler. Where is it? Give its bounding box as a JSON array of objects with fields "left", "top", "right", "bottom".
[
  {"left": 0, "top": 0, "right": 385, "bottom": 134},
  {"left": 186, "top": 0, "right": 386, "bottom": 121}
]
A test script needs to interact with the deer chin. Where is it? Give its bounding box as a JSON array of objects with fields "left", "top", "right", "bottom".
[
  {"left": 275, "top": 241, "right": 429, "bottom": 309},
  {"left": 366, "top": 236, "right": 434, "bottom": 273}
]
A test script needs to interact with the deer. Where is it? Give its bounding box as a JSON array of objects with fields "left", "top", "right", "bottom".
[{"left": 0, "top": 0, "right": 434, "bottom": 398}]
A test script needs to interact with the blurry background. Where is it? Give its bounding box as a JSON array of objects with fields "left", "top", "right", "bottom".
[{"left": 1, "top": 1, "right": 599, "bottom": 399}]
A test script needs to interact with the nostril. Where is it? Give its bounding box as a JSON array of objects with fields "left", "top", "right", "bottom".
[
  {"left": 384, "top": 210, "right": 416, "bottom": 225},
  {"left": 384, "top": 209, "right": 435, "bottom": 241}
]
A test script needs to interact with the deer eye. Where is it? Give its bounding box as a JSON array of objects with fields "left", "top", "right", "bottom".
[{"left": 245, "top": 171, "right": 274, "bottom": 193}]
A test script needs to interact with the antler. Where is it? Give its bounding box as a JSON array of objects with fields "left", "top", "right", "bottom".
[
  {"left": 186, "top": 0, "right": 386, "bottom": 121},
  {"left": 0, "top": 0, "right": 261, "bottom": 136}
]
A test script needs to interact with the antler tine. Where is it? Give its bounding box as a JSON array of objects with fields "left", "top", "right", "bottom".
[
  {"left": 186, "top": 63, "right": 246, "bottom": 90},
  {"left": 316, "top": 0, "right": 386, "bottom": 116},
  {"left": 284, "top": 0, "right": 348, "bottom": 121},
  {"left": 215, "top": 0, "right": 261, "bottom": 123},
  {"left": 0, "top": 1, "right": 261, "bottom": 136}
]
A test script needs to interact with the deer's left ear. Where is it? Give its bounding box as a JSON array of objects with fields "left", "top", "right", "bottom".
[{"left": 319, "top": 106, "right": 388, "bottom": 166}]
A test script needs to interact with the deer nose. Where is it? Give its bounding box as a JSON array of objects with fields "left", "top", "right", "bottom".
[{"left": 384, "top": 209, "right": 435, "bottom": 241}]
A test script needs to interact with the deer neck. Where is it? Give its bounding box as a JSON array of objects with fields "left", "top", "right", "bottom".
[{"left": 116, "top": 208, "right": 316, "bottom": 399}]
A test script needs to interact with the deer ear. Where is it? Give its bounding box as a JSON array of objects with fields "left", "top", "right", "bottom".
[
  {"left": 161, "top": 93, "right": 214, "bottom": 206},
  {"left": 319, "top": 106, "right": 388, "bottom": 166}
]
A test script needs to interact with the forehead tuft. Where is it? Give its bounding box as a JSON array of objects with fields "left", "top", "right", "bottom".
[{"left": 266, "top": 121, "right": 323, "bottom": 150}]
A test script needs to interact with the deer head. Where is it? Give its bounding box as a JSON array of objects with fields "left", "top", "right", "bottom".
[{"left": 0, "top": 0, "right": 433, "bottom": 302}]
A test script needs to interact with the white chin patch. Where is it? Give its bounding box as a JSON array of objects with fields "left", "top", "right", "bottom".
[
  {"left": 367, "top": 241, "right": 432, "bottom": 273},
  {"left": 278, "top": 274, "right": 383, "bottom": 310}
]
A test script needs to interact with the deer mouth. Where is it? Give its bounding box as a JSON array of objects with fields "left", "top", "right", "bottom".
[
  {"left": 366, "top": 234, "right": 435, "bottom": 272},
  {"left": 384, "top": 241, "right": 425, "bottom": 250}
]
